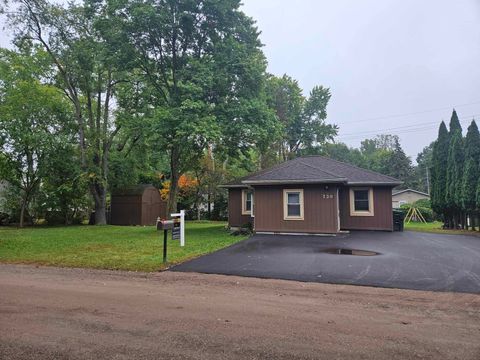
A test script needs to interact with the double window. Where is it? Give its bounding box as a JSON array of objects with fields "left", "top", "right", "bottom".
[
  {"left": 283, "top": 189, "right": 304, "bottom": 220},
  {"left": 350, "top": 187, "right": 374, "bottom": 216},
  {"left": 242, "top": 189, "right": 253, "bottom": 215}
]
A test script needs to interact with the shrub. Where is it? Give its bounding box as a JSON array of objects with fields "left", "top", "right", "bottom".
[{"left": 414, "top": 198, "right": 431, "bottom": 209}]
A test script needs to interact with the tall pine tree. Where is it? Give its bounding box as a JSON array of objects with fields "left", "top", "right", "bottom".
[
  {"left": 449, "top": 109, "right": 462, "bottom": 134},
  {"left": 430, "top": 121, "right": 449, "bottom": 222},
  {"left": 445, "top": 129, "right": 464, "bottom": 228},
  {"left": 476, "top": 178, "right": 480, "bottom": 226},
  {"left": 462, "top": 120, "right": 480, "bottom": 230}
]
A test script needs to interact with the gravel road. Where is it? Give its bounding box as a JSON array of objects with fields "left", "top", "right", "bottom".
[{"left": 1, "top": 264, "right": 479, "bottom": 359}]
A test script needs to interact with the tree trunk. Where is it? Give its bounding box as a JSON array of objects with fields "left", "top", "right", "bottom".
[
  {"left": 207, "top": 193, "right": 211, "bottom": 219},
  {"left": 19, "top": 198, "right": 27, "bottom": 228},
  {"left": 452, "top": 213, "right": 458, "bottom": 229},
  {"left": 63, "top": 204, "right": 69, "bottom": 226},
  {"left": 94, "top": 196, "right": 107, "bottom": 225},
  {"left": 167, "top": 147, "right": 180, "bottom": 217},
  {"left": 92, "top": 183, "right": 107, "bottom": 225},
  {"left": 195, "top": 187, "right": 201, "bottom": 221}
]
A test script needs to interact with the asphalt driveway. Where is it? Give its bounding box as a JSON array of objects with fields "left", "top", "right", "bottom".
[{"left": 171, "top": 231, "right": 480, "bottom": 293}]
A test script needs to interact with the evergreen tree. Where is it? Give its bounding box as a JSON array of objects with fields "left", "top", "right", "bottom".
[
  {"left": 449, "top": 109, "right": 462, "bottom": 134},
  {"left": 445, "top": 130, "right": 464, "bottom": 228},
  {"left": 386, "top": 138, "right": 413, "bottom": 186},
  {"left": 461, "top": 121, "right": 480, "bottom": 212},
  {"left": 430, "top": 122, "right": 449, "bottom": 220},
  {"left": 476, "top": 179, "right": 480, "bottom": 221}
]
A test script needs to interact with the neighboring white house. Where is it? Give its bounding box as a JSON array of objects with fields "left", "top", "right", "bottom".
[{"left": 392, "top": 189, "right": 430, "bottom": 208}]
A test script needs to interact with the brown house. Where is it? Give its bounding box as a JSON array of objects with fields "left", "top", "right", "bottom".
[
  {"left": 110, "top": 184, "right": 167, "bottom": 226},
  {"left": 222, "top": 156, "right": 402, "bottom": 234}
]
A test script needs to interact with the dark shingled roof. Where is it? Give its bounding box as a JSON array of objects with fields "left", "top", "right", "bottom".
[{"left": 222, "top": 156, "right": 402, "bottom": 187}]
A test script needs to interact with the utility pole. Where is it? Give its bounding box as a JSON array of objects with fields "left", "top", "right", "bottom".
[{"left": 426, "top": 167, "right": 430, "bottom": 195}]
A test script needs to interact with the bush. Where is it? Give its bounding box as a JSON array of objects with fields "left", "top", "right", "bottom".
[
  {"left": 229, "top": 221, "right": 253, "bottom": 236},
  {"left": 414, "top": 198, "right": 431, "bottom": 209},
  {"left": 417, "top": 207, "right": 434, "bottom": 222},
  {"left": 44, "top": 211, "right": 66, "bottom": 225},
  {"left": 0, "top": 212, "right": 12, "bottom": 226}
]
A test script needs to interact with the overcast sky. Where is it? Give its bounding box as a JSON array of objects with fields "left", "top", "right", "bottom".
[
  {"left": 1, "top": 1, "right": 479, "bottom": 159},
  {"left": 242, "top": 0, "right": 480, "bottom": 158}
]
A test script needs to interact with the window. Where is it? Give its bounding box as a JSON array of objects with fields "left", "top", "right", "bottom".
[
  {"left": 242, "top": 189, "right": 253, "bottom": 215},
  {"left": 349, "top": 187, "right": 374, "bottom": 216},
  {"left": 283, "top": 189, "right": 304, "bottom": 220}
]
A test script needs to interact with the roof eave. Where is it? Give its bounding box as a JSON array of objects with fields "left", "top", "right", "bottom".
[
  {"left": 347, "top": 181, "right": 403, "bottom": 186},
  {"left": 218, "top": 184, "right": 249, "bottom": 189},
  {"left": 242, "top": 178, "right": 348, "bottom": 185}
]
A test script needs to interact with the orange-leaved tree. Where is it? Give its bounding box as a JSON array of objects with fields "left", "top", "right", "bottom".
[{"left": 160, "top": 175, "right": 198, "bottom": 212}]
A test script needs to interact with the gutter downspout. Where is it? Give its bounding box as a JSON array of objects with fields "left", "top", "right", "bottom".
[{"left": 337, "top": 187, "right": 340, "bottom": 232}]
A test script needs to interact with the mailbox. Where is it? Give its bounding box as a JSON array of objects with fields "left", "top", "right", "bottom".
[
  {"left": 156, "top": 212, "right": 185, "bottom": 264},
  {"left": 157, "top": 219, "right": 174, "bottom": 230}
]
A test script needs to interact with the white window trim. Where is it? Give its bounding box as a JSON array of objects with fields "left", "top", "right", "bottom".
[
  {"left": 283, "top": 189, "right": 304, "bottom": 220},
  {"left": 349, "top": 187, "right": 374, "bottom": 217},
  {"left": 241, "top": 189, "right": 253, "bottom": 215}
]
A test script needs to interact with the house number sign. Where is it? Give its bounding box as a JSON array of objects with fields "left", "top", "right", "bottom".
[{"left": 322, "top": 194, "right": 334, "bottom": 199}]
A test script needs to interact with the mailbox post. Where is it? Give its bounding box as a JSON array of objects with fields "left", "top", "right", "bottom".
[
  {"left": 163, "top": 227, "right": 167, "bottom": 263},
  {"left": 156, "top": 218, "right": 174, "bottom": 264}
]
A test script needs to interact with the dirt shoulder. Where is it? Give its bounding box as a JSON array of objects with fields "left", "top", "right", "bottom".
[{"left": 1, "top": 264, "right": 479, "bottom": 359}]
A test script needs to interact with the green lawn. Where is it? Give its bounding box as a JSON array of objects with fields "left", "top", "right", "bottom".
[
  {"left": 0, "top": 221, "right": 247, "bottom": 271},
  {"left": 405, "top": 221, "right": 480, "bottom": 236}
]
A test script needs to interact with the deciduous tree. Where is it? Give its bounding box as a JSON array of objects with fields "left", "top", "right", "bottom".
[
  {"left": 3, "top": 0, "right": 127, "bottom": 224},
  {"left": 97, "top": 0, "right": 278, "bottom": 214},
  {"left": 265, "top": 75, "right": 337, "bottom": 161},
  {"left": 0, "top": 47, "right": 73, "bottom": 226}
]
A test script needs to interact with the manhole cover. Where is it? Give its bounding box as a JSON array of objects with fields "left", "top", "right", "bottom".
[{"left": 320, "top": 248, "right": 379, "bottom": 256}]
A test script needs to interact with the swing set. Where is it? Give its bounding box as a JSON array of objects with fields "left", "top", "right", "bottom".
[{"left": 403, "top": 206, "right": 427, "bottom": 224}]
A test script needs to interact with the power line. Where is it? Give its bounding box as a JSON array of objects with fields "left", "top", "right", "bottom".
[
  {"left": 339, "top": 114, "right": 480, "bottom": 138},
  {"left": 335, "top": 100, "right": 480, "bottom": 126},
  {"left": 339, "top": 126, "right": 438, "bottom": 141}
]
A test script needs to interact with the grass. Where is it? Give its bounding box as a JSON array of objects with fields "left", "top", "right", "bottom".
[
  {"left": 0, "top": 221, "right": 247, "bottom": 272},
  {"left": 405, "top": 221, "right": 480, "bottom": 236}
]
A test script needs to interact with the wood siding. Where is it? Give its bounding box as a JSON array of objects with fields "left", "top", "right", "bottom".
[
  {"left": 110, "top": 186, "right": 166, "bottom": 226},
  {"left": 110, "top": 196, "right": 142, "bottom": 225},
  {"left": 141, "top": 187, "right": 166, "bottom": 225},
  {"left": 339, "top": 186, "right": 393, "bottom": 231},
  {"left": 253, "top": 185, "right": 339, "bottom": 234},
  {"left": 228, "top": 188, "right": 253, "bottom": 227}
]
